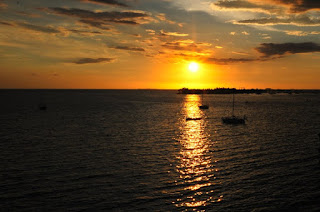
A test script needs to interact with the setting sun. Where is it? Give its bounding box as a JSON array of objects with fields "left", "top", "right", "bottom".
[{"left": 188, "top": 62, "right": 199, "bottom": 73}]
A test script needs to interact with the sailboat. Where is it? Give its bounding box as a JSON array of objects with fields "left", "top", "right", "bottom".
[
  {"left": 222, "top": 93, "right": 246, "bottom": 124},
  {"left": 38, "top": 93, "right": 47, "bottom": 111},
  {"left": 199, "top": 91, "right": 209, "bottom": 109}
]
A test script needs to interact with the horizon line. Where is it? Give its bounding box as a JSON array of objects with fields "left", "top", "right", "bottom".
[{"left": 1, "top": 88, "right": 320, "bottom": 90}]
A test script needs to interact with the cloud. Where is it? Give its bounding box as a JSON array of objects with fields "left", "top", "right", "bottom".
[
  {"left": 80, "top": 0, "right": 128, "bottom": 7},
  {"left": 283, "top": 30, "right": 320, "bottom": 36},
  {"left": 259, "top": 33, "right": 272, "bottom": 39},
  {"left": 215, "top": 0, "right": 320, "bottom": 13},
  {"left": 213, "top": 0, "right": 282, "bottom": 14},
  {"left": 232, "top": 51, "right": 250, "bottom": 55},
  {"left": 284, "top": 30, "right": 309, "bottom": 36},
  {"left": 1, "top": 20, "right": 104, "bottom": 36},
  {"left": 0, "top": 0, "right": 7, "bottom": 9},
  {"left": 68, "top": 29, "right": 102, "bottom": 35},
  {"left": 0, "top": 21, "right": 13, "bottom": 26},
  {"left": 160, "top": 30, "right": 188, "bottom": 37},
  {"left": 161, "top": 40, "right": 211, "bottom": 52},
  {"left": 234, "top": 15, "right": 320, "bottom": 26},
  {"left": 17, "top": 22, "right": 61, "bottom": 33},
  {"left": 47, "top": 7, "right": 152, "bottom": 26},
  {"left": 146, "top": 29, "right": 155, "bottom": 35},
  {"left": 255, "top": 42, "right": 320, "bottom": 57},
  {"left": 204, "top": 42, "right": 320, "bottom": 64},
  {"left": 156, "top": 13, "right": 182, "bottom": 26},
  {"left": 73, "top": 57, "right": 114, "bottom": 64},
  {"left": 15, "top": 11, "right": 41, "bottom": 18},
  {"left": 157, "top": 40, "right": 214, "bottom": 61},
  {"left": 214, "top": 1, "right": 320, "bottom": 27},
  {"left": 205, "top": 57, "right": 257, "bottom": 65},
  {"left": 79, "top": 19, "right": 111, "bottom": 30},
  {"left": 262, "top": 0, "right": 320, "bottom": 13},
  {"left": 109, "top": 45, "right": 145, "bottom": 51}
]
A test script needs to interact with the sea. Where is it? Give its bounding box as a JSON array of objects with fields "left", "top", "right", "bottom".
[{"left": 0, "top": 89, "right": 320, "bottom": 211}]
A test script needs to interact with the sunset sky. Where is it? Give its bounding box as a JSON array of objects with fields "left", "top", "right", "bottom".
[{"left": 0, "top": 0, "right": 320, "bottom": 89}]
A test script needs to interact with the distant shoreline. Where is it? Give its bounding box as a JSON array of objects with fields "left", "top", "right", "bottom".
[
  {"left": 177, "top": 88, "right": 320, "bottom": 94},
  {"left": 0, "top": 88, "right": 320, "bottom": 94}
]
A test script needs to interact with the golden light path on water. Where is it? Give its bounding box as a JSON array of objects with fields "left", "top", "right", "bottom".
[{"left": 175, "top": 95, "right": 223, "bottom": 209}]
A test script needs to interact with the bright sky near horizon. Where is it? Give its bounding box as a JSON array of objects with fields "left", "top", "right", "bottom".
[{"left": 0, "top": 0, "right": 320, "bottom": 89}]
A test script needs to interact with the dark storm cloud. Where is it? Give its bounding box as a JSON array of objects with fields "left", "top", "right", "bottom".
[
  {"left": 81, "top": 0, "right": 128, "bottom": 7},
  {"left": 255, "top": 42, "right": 320, "bottom": 57},
  {"left": 235, "top": 15, "right": 320, "bottom": 26},
  {"left": 109, "top": 45, "right": 145, "bottom": 51},
  {"left": 73, "top": 57, "right": 114, "bottom": 64},
  {"left": 48, "top": 7, "right": 149, "bottom": 25}
]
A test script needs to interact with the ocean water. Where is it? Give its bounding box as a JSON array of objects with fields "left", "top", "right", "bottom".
[{"left": 0, "top": 90, "right": 320, "bottom": 211}]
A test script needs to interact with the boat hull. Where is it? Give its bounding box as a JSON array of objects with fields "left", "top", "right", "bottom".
[
  {"left": 186, "top": 117, "right": 202, "bottom": 121},
  {"left": 222, "top": 116, "right": 245, "bottom": 124},
  {"left": 199, "top": 105, "right": 209, "bottom": 109}
]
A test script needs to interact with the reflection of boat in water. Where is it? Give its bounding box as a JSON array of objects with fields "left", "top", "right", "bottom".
[
  {"left": 198, "top": 92, "right": 209, "bottom": 110},
  {"left": 186, "top": 117, "right": 202, "bottom": 121},
  {"left": 222, "top": 93, "right": 246, "bottom": 125}
]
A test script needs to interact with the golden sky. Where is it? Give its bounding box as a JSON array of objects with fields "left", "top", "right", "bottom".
[{"left": 0, "top": 0, "right": 320, "bottom": 89}]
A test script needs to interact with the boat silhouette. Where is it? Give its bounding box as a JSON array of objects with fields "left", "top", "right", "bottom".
[
  {"left": 222, "top": 93, "right": 246, "bottom": 124},
  {"left": 38, "top": 103, "right": 47, "bottom": 111},
  {"left": 198, "top": 92, "right": 209, "bottom": 109},
  {"left": 186, "top": 117, "right": 202, "bottom": 121}
]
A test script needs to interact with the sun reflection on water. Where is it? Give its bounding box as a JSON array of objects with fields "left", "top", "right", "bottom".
[{"left": 175, "top": 95, "right": 223, "bottom": 209}]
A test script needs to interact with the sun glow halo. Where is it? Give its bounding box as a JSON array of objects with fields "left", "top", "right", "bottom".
[{"left": 188, "top": 62, "right": 199, "bottom": 73}]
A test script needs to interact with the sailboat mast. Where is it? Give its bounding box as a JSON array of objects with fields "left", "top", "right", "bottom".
[
  {"left": 201, "top": 92, "right": 203, "bottom": 104},
  {"left": 232, "top": 93, "right": 235, "bottom": 116}
]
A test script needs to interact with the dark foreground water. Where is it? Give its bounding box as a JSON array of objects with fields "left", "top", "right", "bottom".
[{"left": 0, "top": 90, "right": 320, "bottom": 211}]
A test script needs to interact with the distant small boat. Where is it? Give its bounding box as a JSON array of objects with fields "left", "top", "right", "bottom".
[
  {"left": 186, "top": 117, "right": 202, "bottom": 121},
  {"left": 38, "top": 103, "right": 47, "bottom": 111},
  {"left": 199, "top": 92, "right": 209, "bottom": 110},
  {"left": 222, "top": 115, "right": 246, "bottom": 124},
  {"left": 199, "top": 105, "right": 209, "bottom": 109},
  {"left": 222, "top": 93, "right": 246, "bottom": 125}
]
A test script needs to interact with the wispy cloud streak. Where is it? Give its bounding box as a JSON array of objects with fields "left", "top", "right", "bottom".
[
  {"left": 73, "top": 57, "right": 115, "bottom": 64},
  {"left": 80, "top": 0, "right": 128, "bottom": 7},
  {"left": 256, "top": 42, "right": 320, "bottom": 57}
]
